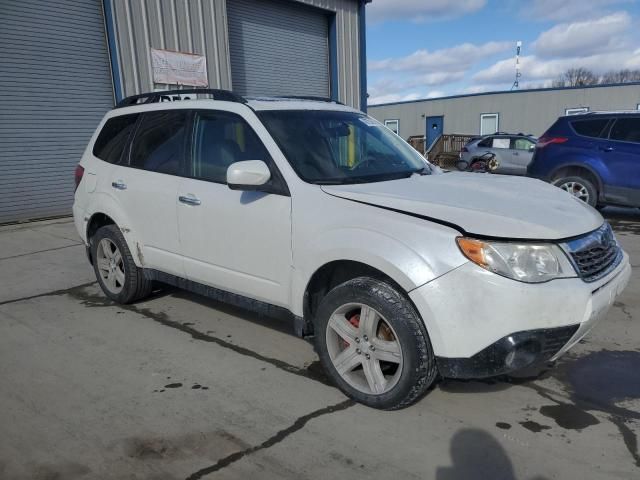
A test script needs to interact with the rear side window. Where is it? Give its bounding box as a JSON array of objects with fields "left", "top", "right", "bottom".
[
  {"left": 92, "top": 114, "right": 139, "bottom": 163},
  {"left": 609, "top": 118, "right": 640, "bottom": 143},
  {"left": 571, "top": 119, "right": 609, "bottom": 138},
  {"left": 477, "top": 137, "right": 492, "bottom": 147},
  {"left": 512, "top": 138, "right": 534, "bottom": 150},
  {"left": 190, "top": 110, "right": 270, "bottom": 183},
  {"left": 129, "top": 110, "right": 188, "bottom": 175}
]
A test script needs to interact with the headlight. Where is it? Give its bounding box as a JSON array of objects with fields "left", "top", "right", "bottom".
[{"left": 456, "top": 237, "right": 576, "bottom": 283}]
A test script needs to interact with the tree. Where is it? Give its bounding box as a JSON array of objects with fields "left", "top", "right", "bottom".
[
  {"left": 600, "top": 69, "right": 640, "bottom": 84},
  {"left": 561, "top": 68, "right": 599, "bottom": 87}
]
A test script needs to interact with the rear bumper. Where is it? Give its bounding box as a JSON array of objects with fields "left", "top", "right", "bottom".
[{"left": 410, "top": 252, "right": 631, "bottom": 378}]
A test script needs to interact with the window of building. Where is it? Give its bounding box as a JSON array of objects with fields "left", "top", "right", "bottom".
[
  {"left": 190, "top": 111, "right": 270, "bottom": 183},
  {"left": 129, "top": 111, "right": 188, "bottom": 175},
  {"left": 480, "top": 114, "right": 498, "bottom": 135},
  {"left": 571, "top": 119, "right": 610, "bottom": 138},
  {"left": 565, "top": 107, "right": 589, "bottom": 115},
  {"left": 92, "top": 114, "right": 139, "bottom": 164},
  {"left": 384, "top": 119, "right": 400, "bottom": 136},
  {"left": 609, "top": 117, "right": 640, "bottom": 143}
]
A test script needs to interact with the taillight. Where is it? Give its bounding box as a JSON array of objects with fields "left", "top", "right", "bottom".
[
  {"left": 537, "top": 135, "right": 568, "bottom": 148},
  {"left": 74, "top": 165, "right": 85, "bottom": 192}
]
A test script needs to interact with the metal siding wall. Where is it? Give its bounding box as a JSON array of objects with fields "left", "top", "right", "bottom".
[
  {"left": 111, "top": 0, "right": 361, "bottom": 108},
  {"left": 112, "top": 0, "right": 232, "bottom": 96},
  {"left": 227, "top": 0, "right": 330, "bottom": 97},
  {"left": 369, "top": 85, "right": 640, "bottom": 139},
  {"left": 0, "top": 0, "right": 114, "bottom": 223}
]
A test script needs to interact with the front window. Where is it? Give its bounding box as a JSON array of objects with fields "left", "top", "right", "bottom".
[{"left": 258, "top": 110, "right": 429, "bottom": 184}]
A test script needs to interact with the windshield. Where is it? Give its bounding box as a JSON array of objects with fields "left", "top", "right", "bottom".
[{"left": 258, "top": 110, "right": 430, "bottom": 184}]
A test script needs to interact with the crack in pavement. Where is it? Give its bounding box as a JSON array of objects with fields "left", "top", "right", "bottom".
[{"left": 184, "top": 399, "right": 355, "bottom": 480}]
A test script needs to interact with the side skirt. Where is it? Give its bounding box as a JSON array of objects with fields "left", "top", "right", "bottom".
[{"left": 143, "top": 269, "right": 312, "bottom": 338}]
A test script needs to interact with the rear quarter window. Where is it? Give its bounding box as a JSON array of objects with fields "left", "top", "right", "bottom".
[
  {"left": 92, "top": 114, "right": 139, "bottom": 163},
  {"left": 570, "top": 119, "right": 609, "bottom": 138}
]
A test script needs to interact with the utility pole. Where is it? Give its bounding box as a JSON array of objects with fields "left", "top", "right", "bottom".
[{"left": 511, "top": 41, "right": 522, "bottom": 90}]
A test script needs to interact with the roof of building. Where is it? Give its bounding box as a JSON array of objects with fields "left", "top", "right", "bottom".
[{"left": 368, "top": 82, "right": 640, "bottom": 109}]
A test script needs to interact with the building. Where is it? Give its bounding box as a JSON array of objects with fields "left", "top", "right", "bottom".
[
  {"left": 0, "top": 0, "right": 368, "bottom": 224},
  {"left": 368, "top": 83, "right": 640, "bottom": 152}
]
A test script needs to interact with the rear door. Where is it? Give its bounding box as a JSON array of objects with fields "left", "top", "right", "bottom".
[
  {"left": 486, "top": 136, "right": 514, "bottom": 174},
  {"left": 110, "top": 109, "right": 187, "bottom": 276},
  {"left": 604, "top": 116, "right": 640, "bottom": 205},
  {"left": 509, "top": 137, "right": 536, "bottom": 175}
]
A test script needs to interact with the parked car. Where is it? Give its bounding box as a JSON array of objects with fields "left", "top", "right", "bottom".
[
  {"left": 73, "top": 90, "right": 630, "bottom": 410},
  {"left": 460, "top": 132, "right": 537, "bottom": 175},
  {"left": 527, "top": 112, "right": 640, "bottom": 208}
]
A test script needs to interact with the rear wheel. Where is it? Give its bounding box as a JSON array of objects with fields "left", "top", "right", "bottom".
[
  {"left": 553, "top": 175, "right": 598, "bottom": 207},
  {"left": 91, "top": 225, "right": 152, "bottom": 304},
  {"left": 314, "top": 277, "right": 437, "bottom": 410}
]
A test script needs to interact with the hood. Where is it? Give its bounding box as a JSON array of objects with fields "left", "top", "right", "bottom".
[{"left": 321, "top": 172, "right": 603, "bottom": 240}]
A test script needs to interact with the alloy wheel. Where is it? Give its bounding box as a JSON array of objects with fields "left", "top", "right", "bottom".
[
  {"left": 96, "top": 238, "right": 125, "bottom": 294},
  {"left": 559, "top": 181, "right": 590, "bottom": 203},
  {"left": 325, "top": 303, "right": 403, "bottom": 395}
]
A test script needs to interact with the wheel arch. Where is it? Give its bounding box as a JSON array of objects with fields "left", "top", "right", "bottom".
[
  {"left": 85, "top": 205, "right": 143, "bottom": 267},
  {"left": 550, "top": 163, "right": 604, "bottom": 196}
]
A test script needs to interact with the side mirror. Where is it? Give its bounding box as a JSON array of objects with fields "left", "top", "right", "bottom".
[{"left": 227, "top": 160, "right": 271, "bottom": 190}]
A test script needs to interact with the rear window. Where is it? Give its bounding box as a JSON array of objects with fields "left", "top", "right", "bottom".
[
  {"left": 129, "top": 110, "right": 188, "bottom": 175},
  {"left": 92, "top": 114, "right": 139, "bottom": 163},
  {"left": 609, "top": 117, "right": 640, "bottom": 143},
  {"left": 570, "top": 119, "right": 609, "bottom": 138}
]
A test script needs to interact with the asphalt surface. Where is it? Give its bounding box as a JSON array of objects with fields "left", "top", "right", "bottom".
[{"left": 0, "top": 209, "right": 639, "bottom": 480}]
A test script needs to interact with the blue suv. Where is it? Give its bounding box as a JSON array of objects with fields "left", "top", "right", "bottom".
[{"left": 527, "top": 112, "right": 640, "bottom": 208}]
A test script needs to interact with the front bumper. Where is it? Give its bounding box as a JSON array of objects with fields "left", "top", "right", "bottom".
[{"left": 409, "top": 251, "right": 631, "bottom": 378}]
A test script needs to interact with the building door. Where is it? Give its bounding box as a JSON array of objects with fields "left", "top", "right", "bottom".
[
  {"left": 0, "top": 0, "right": 114, "bottom": 223},
  {"left": 227, "top": 0, "right": 330, "bottom": 98},
  {"left": 426, "top": 116, "right": 444, "bottom": 150}
]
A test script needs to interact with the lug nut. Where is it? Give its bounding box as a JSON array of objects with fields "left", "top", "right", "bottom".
[
  {"left": 363, "top": 335, "right": 368, "bottom": 341},
  {"left": 355, "top": 337, "right": 360, "bottom": 343},
  {"left": 356, "top": 348, "right": 361, "bottom": 355},
  {"left": 370, "top": 345, "right": 375, "bottom": 351},
  {"left": 365, "top": 353, "right": 370, "bottom": 359}
]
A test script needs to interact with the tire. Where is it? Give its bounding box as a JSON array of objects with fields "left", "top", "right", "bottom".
[
  {"left": 91, "top": 225, "right": 152, "bottom": 304},
  {"left": 314, "top": 277, "right": 437, "bottom": 410},
  {"left": 553, "top": 175, "right": 598, "bottom": 207},
  {"left": 455, "top": 159, "right": 469, "bottom": 171}
]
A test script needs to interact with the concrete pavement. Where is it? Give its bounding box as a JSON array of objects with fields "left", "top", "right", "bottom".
[{"left": 0, "top": 211, "right": 639, "bottom": 479}]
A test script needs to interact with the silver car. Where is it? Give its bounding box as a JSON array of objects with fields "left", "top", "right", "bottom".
[{"left": 460, "top": 133, "right": 537, "bottom": 175}]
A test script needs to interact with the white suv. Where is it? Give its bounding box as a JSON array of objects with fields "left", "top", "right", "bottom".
[{"left": 73, "top": 89, "right": 631, "bottom": 410}]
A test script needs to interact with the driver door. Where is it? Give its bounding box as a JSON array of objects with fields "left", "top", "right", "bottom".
[{"left": 177, "top": 109, "right": 292, "bottom": 307}]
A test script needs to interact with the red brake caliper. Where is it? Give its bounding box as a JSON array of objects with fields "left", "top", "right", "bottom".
[{"left": 339, "top": 313, "right": 360, "bottom": 350}]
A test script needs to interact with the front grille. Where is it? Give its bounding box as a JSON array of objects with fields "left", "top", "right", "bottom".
[{"left": 563, "top": 223, "right": 622, "bottom": 283}]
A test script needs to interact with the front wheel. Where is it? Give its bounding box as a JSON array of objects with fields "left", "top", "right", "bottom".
[
  {"left": 553, "top": 175, "right": 598, "bottom": 207},
  {"left": 314, "top": 277, "right": 437, "bottom": 410}
]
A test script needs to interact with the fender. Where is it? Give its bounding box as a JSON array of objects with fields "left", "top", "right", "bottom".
[
  {"left": 290, "top": 226, "right": 466, "bottom": 317},
  {"left": 85, "top": 191, "right": 144, "bottom": 267}
]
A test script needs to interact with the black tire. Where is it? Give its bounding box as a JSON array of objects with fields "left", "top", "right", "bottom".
[
  {"left": 553, "top": 175, "right": 598, "bottom": 207},
  {"left": 91, "top": 225, "right": 152, "bottom": 304},
  {"left": 314, "top": 277, "right": 437, "bottom": 410},
  {"left": 456, "top": 159, "right": 469, "bottom": 171}
]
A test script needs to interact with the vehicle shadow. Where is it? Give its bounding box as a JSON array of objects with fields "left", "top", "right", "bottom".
[
  {"left": 436, "top": 428, "right": 549, "bottom": 480},
  {"left": 602, "top": 207, "right": 640, "bottom": 236}
]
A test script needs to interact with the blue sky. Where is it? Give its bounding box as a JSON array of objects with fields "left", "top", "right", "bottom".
[{"left": 366, "top": 0, "right": 640, "bottom": 104}]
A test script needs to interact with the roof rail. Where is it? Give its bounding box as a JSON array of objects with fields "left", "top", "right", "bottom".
[
  {"left": 273, "top": 95, "right": 344, "bottom": 105},
  {"left": 115, "top": 88, "right": 246, "bottom": 108}
]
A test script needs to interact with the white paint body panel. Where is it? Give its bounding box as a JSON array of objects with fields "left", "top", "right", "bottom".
[{"left": 73, "top": 98, "right": 631, "bottom": 365}]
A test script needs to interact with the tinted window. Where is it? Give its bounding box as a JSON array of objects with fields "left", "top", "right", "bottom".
[
  {"left": 609, "top": 118, "right": 640, "bottom": 143},
  {"left": 92, "top": 114, "right": 139, "bottom": 163},
  {"left": 477, "top": 137, "right": 492, "bottom": 147},
  {"left": 571, "top": 119, "right": 609, "bottom": 138},
  {"left": 191, "top": 111, "right": 270, "bottom": 183},
  {"left": 512, "top": 138, "right": 534, "bottom": 150},
  {"left": 129, "top": 111, "right": 187, "bottom": 175}
]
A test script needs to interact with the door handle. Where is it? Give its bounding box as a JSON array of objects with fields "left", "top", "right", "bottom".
[
  {"left": 111, "top": 181, "right": 127, "bottom": 190},
  {"left": 513, "top": 152, "right": 519, "bottom": 156},
  {"left": 600, "top": 146, "right": 614, "bottom": 152},
  {"left": 178, "top": 195, "right": 201, "bottom": 206}
]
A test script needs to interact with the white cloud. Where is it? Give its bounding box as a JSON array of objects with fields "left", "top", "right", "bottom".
[
  {"left": 533, "top": 12, "right": 631, "bottom": 58},
  {"left": 369, "top": 42, "right": 511, "bottom": 74},
  {"left": 368, "top": 92, "right": 423, "bottom": 105},
  {"left": 368, "top": 0, "right": 486, "bottom": 23},
  {"left": 524, "top": 0, "right": 633, "bottom": 21},
  {"left": 473, "top": 50, "right": 640, "bottom": 85}
]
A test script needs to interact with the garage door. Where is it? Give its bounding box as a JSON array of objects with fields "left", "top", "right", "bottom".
[
  {"left": 227, "top": 0, "right": 330, "bottom": 98},
  {"left": 0, "top": 0, "right": 114, "bottom": 224}
]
